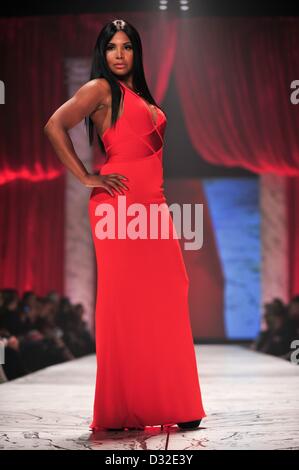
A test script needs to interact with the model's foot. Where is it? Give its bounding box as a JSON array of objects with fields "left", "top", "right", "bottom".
[
  {"left": 106, "top": 427, "right": 125, "bottom": 431},
  {"left": 126, "top": 426, "right": 145, "bottom": 430},
  {"left": 177, "top": 419, "right": 202, "bottom": 430}
]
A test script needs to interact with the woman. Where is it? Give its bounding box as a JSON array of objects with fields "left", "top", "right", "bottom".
[{"left": 44, "top": 19, "right": 206, "bottom": 432}]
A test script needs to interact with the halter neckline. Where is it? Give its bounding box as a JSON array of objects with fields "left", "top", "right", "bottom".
[{"left": 117, "top": 80, "right": 161, "bottom": 128}]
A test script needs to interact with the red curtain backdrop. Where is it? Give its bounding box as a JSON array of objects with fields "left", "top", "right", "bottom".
[
  {"left": 174, "top": 17, "right": 299, "bottom": 174},
  {"left": 0, "top": 17, "right": 66, "bottom": 296},
  {"left": 173, "top": 16, "right": 299, "bottom": 297}
]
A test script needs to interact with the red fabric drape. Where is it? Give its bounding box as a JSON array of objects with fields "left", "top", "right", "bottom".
[
  {"left": 0, "top": 179, "right": 65, "bottom": 294},
  {"left": 174, "top": 17, "right": 299, "bottom": 175},
  {"left": 174, "top": 16, "right": 299, "bottom": 296},
  {"left": 0, "top": 17, "right": 65, "bottom": 296}
]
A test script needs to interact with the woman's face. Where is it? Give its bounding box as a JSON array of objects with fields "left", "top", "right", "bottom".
[{"left": 105, "top": 31, "right": 134, "bottom": 78}]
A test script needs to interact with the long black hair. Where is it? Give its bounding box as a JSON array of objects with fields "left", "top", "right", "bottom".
[{"left": 84, "top": 19, "right": 165, "bottom": 154}]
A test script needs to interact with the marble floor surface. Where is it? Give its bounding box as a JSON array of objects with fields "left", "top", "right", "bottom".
[{"left": 0, "top": 345, "right": 299, "bottom": 450}]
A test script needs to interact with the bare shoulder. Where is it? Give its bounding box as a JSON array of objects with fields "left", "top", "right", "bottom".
[
  {"left": 44, "top": 77, "right": 113, "bottom": 130},
  {"left": 68, "top": 78, "right": 113, "bottom": 119},
  {"left": 87, "top": 77, "right": 111, "bottom": 93},
  {"left": 77, "top": 78, "right": 111, "bottom": 102}
]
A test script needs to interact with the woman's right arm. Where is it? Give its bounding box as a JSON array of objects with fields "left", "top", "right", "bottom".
[{"left": 44, "top": 78, "right": 128, "bottom": 196}]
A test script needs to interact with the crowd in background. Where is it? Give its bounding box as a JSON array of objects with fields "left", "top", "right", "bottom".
[
  {"left": 1, "top": 288, "right": 298, "bottom": 383},
  {"left": 250, "top": 295, "right": 299, "bottom": 363},
  {"left": 0, "top": 288, "right": 95, "bottom": 382}
]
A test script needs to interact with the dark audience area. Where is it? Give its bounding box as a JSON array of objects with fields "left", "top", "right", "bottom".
[
  {"left": 250, "top": 295, "right": 299, "bottom": 363},
  {"left": 0, "top": 288, "right": 95, "bottom": 382},
  {"left": 1, "top": 288, "right": 298, "bottom": 383}
]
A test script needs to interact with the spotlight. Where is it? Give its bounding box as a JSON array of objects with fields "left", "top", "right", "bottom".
[
  {"left": 159, "top": 0, "right": 168, "bottom": 11},
  {"left": 179, "top": 0, "right": 189, "bottom": 11}
]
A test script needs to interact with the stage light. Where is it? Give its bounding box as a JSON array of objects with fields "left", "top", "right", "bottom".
[
  {"left": 159, "top": 1, "right": 168, "bottom": 11},
  {"left": 179, "top": 0, "right": 189, "bottom": 11}
]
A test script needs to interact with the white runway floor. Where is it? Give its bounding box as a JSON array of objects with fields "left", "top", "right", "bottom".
[{"left": 1, "top": 345, "right": 299, "bottom": 450}]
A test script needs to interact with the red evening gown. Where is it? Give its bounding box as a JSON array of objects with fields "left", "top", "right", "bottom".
[{"left": 88, "top": 80, "right": 206, "bottom": 430}]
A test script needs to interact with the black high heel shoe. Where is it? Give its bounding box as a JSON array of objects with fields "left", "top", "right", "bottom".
[
  {"left": 106, "top": 427, "right": 125, "bottom": 431},
  {"left": 127, "top": 426, "right": 145, "bottom": 430},
  {"left": 106, "top": 426, "right": 145, "bottom": 431},
  {"left": 176, "top": 419, "right": 202, "bottom": 430}
]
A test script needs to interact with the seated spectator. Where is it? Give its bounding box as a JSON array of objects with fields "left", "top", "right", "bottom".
[
  {"left": 55, "top": 298, "right": 95, "bottom": 357},
  {"left": 0, "top": 288, "right": 95, "bottom": 381},
  {"left": 0, "top": 333, "right": 27, "bottom": 380},
  {"left": 251, "top": 298, "right": 293, "bottom": 358},
  {"left": 288, "top": 295, "right": 299, "bottom": 337},
  {"left": 279, "top": 295, "right": 299, "bottom": 362}
]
